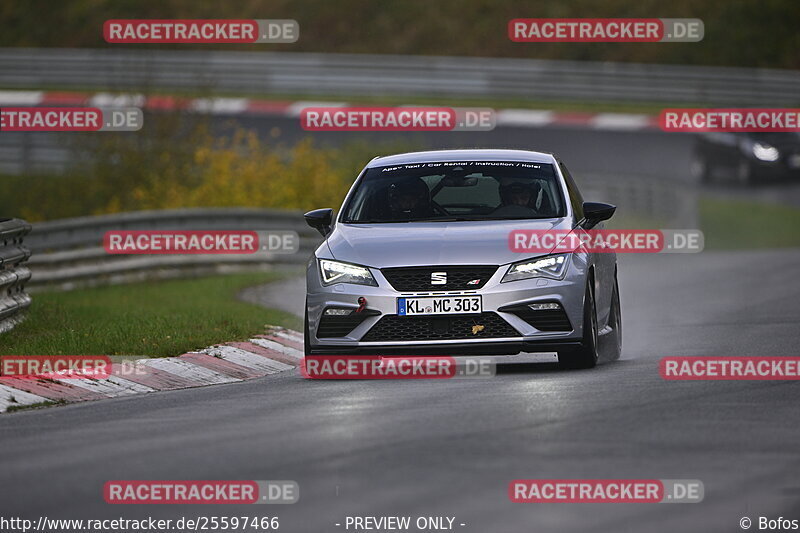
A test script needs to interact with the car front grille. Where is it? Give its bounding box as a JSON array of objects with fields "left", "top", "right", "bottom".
[
  {"left": 381, "top": 265, "right": 498, "bottom": 291},
  {"left": 361, "top": 312, "right": 519, "bottom": 342}
]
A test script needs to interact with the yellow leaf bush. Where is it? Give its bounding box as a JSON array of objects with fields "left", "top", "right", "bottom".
[{"left": 1, "top": 119, "right": 419, "bottom": 221}]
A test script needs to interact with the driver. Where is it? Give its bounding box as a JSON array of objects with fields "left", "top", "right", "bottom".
[
  {"left": 499, "top": 180, "right": 537, "bottom": 208},
  {"left": 499, "top": 181, "right": 536, "bottom": 208},
  {"left": 387, "top": 178, "right": 432, "bottom": 219},
  {"left": 490, "top": 179, "right": 541, "bottom": 217}
]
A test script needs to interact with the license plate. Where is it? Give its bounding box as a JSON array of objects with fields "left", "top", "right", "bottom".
[{"left": 397, "top": 296, "right": 482, "bottom": 316}]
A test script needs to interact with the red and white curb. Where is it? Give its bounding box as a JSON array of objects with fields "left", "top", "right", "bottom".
[
  {"left": 0, "top": 326, "right": 303, "bottom": 413},
  {"left": 0, "top": 90, "right": 659, "bottom": 131}
]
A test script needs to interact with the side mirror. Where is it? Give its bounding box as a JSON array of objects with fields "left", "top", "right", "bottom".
[
  {"left": 304, "top": 208, "right": 333, "bottom": 236},
  {"left": 582, "top": 202, "right": 616, "bottom": 227}
]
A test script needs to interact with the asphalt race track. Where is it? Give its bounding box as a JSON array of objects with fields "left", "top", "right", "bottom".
[{"left": 1, "top": 249, "right": 799, "bottom": 532}]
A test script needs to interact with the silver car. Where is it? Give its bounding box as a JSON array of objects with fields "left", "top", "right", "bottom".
[{"left": 303, "top": 149, "right": 621, "bottom": 369}]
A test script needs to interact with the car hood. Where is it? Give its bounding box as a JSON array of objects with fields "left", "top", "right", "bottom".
[{"left": 325, "top": 219, "right": 572, "bottom": 268}]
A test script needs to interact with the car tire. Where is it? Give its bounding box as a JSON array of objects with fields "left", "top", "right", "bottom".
[
  {"left": 607, "top": 275, "right": 622, "bottom": 361},
  {"left": 689, "top": 150, "right": 712, "bottom": 184},
  {"left": 558, "top": 284, "right": 598, "bottom": 369},
  {"left": 736, "top": 158, "right": 753, "bottom": 186},
  {"left": 303, "top": 300, "right": 312, "bottom": 357}
]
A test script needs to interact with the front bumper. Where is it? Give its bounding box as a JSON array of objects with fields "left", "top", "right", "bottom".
[{"left": 306, "top": 255, "right": 588, "bottom": 356}]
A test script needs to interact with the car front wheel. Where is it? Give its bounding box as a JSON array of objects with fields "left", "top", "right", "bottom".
[
  {"left": 736, "top": 158, "right": 753, "bottom": 185},
  {"left": 607, "top": 275, "right": 622, "bottom": 361},
  {"left": 303, "top": 300, "right": 312, "bottom": 357},
  {"left": 558, "top": 284, "right": 598, "bottom": 369},
  {"left": 690, "top": 150, "right": 713, "bottom": 184}
]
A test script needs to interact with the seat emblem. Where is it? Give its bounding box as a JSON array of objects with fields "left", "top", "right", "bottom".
[{"left": 431, "top": 272, "right": 447, "bottom": 285}]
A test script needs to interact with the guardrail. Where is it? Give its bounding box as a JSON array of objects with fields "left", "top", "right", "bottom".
[
  {"left": 0, "top": 218, "right": 32, "bottom": 334},
  {"left": 577, "top": 173, "right": 698, "bottom": 229},
  {"left": 25, "top": 208, "right": 320, "bottom": 290},
  {"left": 1, "top": 48, "right": 798, "bottom": 106}
]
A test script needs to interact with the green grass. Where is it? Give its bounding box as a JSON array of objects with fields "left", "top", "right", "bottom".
[
  {"left": 604, "top": 213, "right": 668, "bottom": 230},
  {"left": 700, "top": 198, "right": 800, "bottom": 250},
  {"left": 5, "top": 400, "right": 66, "bottom": 413},
  {"left": 582, "top": 197, "right": 800, "bottom": 250},
  {"left": 0, "top": 273, "right": 301, "bottom": 357}
]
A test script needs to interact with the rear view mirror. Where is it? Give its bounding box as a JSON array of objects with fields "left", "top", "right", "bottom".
[
  {"left": 442, "top": 175, "right": 479, "bottom": 187},
  {"left": 304, "top": 208, "right": 333, "bottom": 236},
  {"left": 582, "top": 202, "right": 616, "bottom": 227}
]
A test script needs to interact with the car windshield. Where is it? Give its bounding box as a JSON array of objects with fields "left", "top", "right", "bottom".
[{"left": 341, "top": 161, "right": 566, "bottom": 223}]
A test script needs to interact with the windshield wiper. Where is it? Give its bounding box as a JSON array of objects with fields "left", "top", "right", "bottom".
[
  {"left": 344, "top": 216, "right": 553, "bottom": 223},
  {"left": 410, "top": 217, "right": 474, "bottom": 222},
  {"left": 344, "top": 217, "right": 472, "bottom": 223},
  {"left": 479, "top": 216, "right": 555, "bottom": 220}
]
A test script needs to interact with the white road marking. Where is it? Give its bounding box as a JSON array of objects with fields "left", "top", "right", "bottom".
[
  {"left": 249, "top": 338, "right": 304, "bottom": 360},
  {"left": 286, "top": 101, "right": 347, "bottom": 117},
  {"left": 105, "top": 375, "right": 157, "bottom": 393},
  {"left": 190, "top": 97, "right": 249, "bottom": 114},
  {"left": 592, "top": 113, "right": 652, "bottom": 130},
  {"left": 200, "top": 346, "right": 293, "bottom": 373},
  {"left": 53, "top": 376, "right": 140, "bottom": 397},
  {"left": 142, "top": 358, "right": 241, "bottom": 385},
  {"left": 273, "top": 330, "right": 304, "bottom": 344},
  {"left": 0, "top": 90, "right": 44, "bottom": 105},
  {"left": 495, "top": 109, "right": 554, "bottom": 127},
  {"left": 89, "top": 92, "right": 146, "bottom": 107},
  {"left": 0, "top": 384, "right": 49, "bottom": 412}
]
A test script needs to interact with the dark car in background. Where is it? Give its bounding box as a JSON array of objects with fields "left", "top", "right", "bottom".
[{"left": 690, "top": 132, "right": 800, "bottom": 185}]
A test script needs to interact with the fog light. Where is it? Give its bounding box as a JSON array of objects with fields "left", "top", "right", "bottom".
[
  {"left": 324, "top": 308, "right": 352, "bottom": 316},
  {"left": 528, "top": 303, "right": 561, "bottom": 311}
]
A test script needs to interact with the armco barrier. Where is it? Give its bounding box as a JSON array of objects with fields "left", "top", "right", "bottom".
[
  {"left": 0, "top": 48, "right": 798, "bottom": 106},
  {"left": 576, "top": 173, "right": 698, "bottom": 229},
  {"left": 0, "top": 218, "right": 32, "bottom": 334},
  {"left": 24, "top": 208, "right": 321, "bottom": 290}
]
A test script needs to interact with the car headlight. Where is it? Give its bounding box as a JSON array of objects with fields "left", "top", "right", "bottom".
[
  {"left": 502, "top": 254, "right": 570, "bottom": 283},
  {"left": 753, "top": 142, "right": 780, "bottom": 162},
  {"left": 319, "top": 259, "right": 377, "bottom": 286}
]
